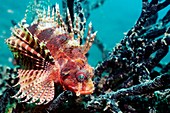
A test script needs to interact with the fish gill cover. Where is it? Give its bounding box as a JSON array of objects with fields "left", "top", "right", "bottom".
[{"left": 0, "top": 0, "right": 170, "bottom": 113}]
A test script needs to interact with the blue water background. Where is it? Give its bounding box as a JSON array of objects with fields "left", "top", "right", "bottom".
[{"left": 0, "top": 0, "right": 169, "bottom": 68}]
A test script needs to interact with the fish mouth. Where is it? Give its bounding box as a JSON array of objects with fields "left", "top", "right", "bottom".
[
  {"left": 75, "top": 83, "right": 94, "bottom": 96},
  {"left": 65, "top": 79, "right": 94, "bottom": 96}
]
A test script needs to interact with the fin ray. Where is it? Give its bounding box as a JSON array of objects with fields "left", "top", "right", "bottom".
[
  {"left": 12, "top": 69, "right": 55, "bottom": 104},
  {"left": 6, "top": 25, "right": 54, "bottom": 69}
]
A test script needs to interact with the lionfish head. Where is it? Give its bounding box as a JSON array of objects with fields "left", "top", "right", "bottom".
[{"left": 60, "top": 58, "right": 94, "bottom": 96}]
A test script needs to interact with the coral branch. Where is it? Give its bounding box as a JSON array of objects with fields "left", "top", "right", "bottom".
[
  {"left": 46, "top": 91, "right": 74, "bottom": 112},
  {"left": 87, "top": 73, "right": 170, "bottom": 112}
]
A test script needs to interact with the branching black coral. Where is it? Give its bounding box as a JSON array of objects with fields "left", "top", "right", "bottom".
[
  {"left": 87, "top": 73, "right": 170, "bottom": 112},
  {"left": 88, "top": 0, "right": 170, "bottom": 112}
]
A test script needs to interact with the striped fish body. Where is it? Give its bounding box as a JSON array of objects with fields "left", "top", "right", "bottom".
[{"left": 6, "top": 3, "right": 96, "bottom": 105}]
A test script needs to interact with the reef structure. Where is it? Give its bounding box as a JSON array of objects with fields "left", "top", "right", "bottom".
[{"left": 87, "top": 0, "right": 170, "bottom": 112}]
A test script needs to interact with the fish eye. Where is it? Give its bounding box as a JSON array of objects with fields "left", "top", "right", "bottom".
[{"left": 76, "top": 71, "right": 86, "bottom": 82}]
